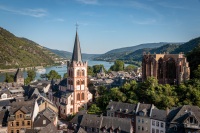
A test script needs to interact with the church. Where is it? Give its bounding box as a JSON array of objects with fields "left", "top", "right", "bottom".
[
  {"left": 48, "top": 30, "right": 92, "bottom": 118},
  {"left": 142, "top": 53, "right": 190, "bottom": 85}
]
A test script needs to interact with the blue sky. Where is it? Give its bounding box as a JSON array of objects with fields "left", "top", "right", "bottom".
[{"left": 1, "top": 0, "right": 200, "bottom": 54}]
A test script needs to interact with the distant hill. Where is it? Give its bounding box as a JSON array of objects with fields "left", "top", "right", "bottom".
[
  {"left": 47, "top": 48, "right": 100, "bottom": 60},
  {"left": 172, "top": 37, "right": 200, "bottom": 54},
  {"left": 0, "top": 27, "right": 58, "bottom": 69},
  {"left": 122, "top": 44, "right": 180, "bottom": 61},
  {"left": 94, "top": 42, "right": 180, "bottom": 61}
]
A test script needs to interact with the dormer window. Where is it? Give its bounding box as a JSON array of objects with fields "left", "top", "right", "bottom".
[{"left": 139, "top": 112, "right": 144, "bottom": 116}]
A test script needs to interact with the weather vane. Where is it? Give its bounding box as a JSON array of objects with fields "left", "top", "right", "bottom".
[{"left": 75, "top": 22, "right": 79, "bottom": 31}]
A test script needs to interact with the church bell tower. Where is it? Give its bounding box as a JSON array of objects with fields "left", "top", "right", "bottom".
[{"left": 67, "top": 28, "right": 90, "bottom": 114}]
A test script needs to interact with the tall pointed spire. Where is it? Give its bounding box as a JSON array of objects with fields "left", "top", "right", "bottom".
[{"left": 71, "top": 30, "right": 82, "bottom": 62}]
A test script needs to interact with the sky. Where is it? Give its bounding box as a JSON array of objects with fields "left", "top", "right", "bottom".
[{"left": 1, "top": 0, "right": 200, "bottom": 54}]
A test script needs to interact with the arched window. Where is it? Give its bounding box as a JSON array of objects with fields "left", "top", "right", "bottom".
[
  {"left": 158, "top": 58, "right": 163, "bottom": 79},
  {"left": 81, "top": 93, "right": 84, "bottom": 100},
  {"left": 82, "top": 70, "right": 85, "bottom": 76},
  {"left": 77, "top": 70, "right": 80, "bottom": 77},
  {"left": 81, "top": 80, "right": 84, "bottom": 85},
  {"left": 77, "top": 93, "right": 80, "bottom": 101},
  {"left": 166, "top": 58, "right": 176, "bottom": 84},
  {"left": 77, "top": 80, "right": 80, "bottom": 85}
]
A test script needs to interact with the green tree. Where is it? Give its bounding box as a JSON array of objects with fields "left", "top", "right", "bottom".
[
  {"left": 93, "top": 65, "right": 106, "bottom": 74},
  {"left": 87, "top": 66, "right": 94, "bottom": 76},
  {"left": 47, "top": 70, "right": 61, "bottom": 80},
  {"left": 97, "top": 86, "right": 107, "bottom": 95},
  {"left": 124, "top": 64, "right": 136, "bottom": 72},
  {"left": 63, "top": 73, "right": 68, "bottom": 79},
  {"left": 27, "top": 70, "right": 36, "bottom": 81},
  {"left": 109, "top": 60, "right": 124, "bottom": 71},
  {"left": 186, "top": 45, "right": 200, "bottom": 78},
  {"left": 4, "top": 73, "right": 14, "bottom": 83},
  {"left": 88, "top": 104, "right": 102, "bottom": 114},
  {"left": 24, "top": 77, "right": 31, "bottom": 85},
  {"left": 193, "top": 65, "right": 200, "bottom": 79}
]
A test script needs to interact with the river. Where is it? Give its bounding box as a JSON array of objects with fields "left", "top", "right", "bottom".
[{"left": 0, "top": 60, "right": 121, "bottom": 82}]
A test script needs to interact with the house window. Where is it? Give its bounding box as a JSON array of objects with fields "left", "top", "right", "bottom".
[
  {"left": 152, "top": 120, "right": 155, "bottom": 126},
  {"left": 70, "top": 108, "right": 73, "bottom": 113},
  {"left": 138, "top": 126, "right": 140, "bottom": 130},
  {"left": 11, "top": 130, "right": 14, "bottom": 133},
  {"left": 138, "top": 118, "right": 140, "bottom": 123},
  {"left": 43, "top": 120, "right": 46, "bottom": 125},
  {"left": 17, "top": 130, "right": 19, "bottom": 133},
  {"left": 27, "top": 121, "right": 30, "bottom": 126},
  {"left": 161, "top": 122, "right": 164, "bottom": 128},
  {"left": 16, "top": 122, "right": 19, "bottom": 126},
  {"left": 81, "top": 93, "right": 84, "bottom": 100},
  {"left": 71, "top": 100, "right": 73, "bottom": 105},
  {"left": 77, "top": 93, "right": 80, "bottom": 101},
  {"left": 156, "top": 129, "right": 159, "bottom": 133},
  {"left": 22, "top": 121, "right": 24, "bottom": 126},
  {"left": 160, "top": 130, "right": 164, "bottom": 133},
  {"left": 152, "top": 128, "right": 155, "bottom": 133},
  {"left": 156, "top": 121, "right": 159, "bottom": 127},
  {"left": 142, "top": 127, "right": 144, "bottom": 131},
  {"left": 142, "top": 119, "right": 144, "bottom": 123},
  {"left": 11, "top": 122, "right": 13, "bottom": 126}
]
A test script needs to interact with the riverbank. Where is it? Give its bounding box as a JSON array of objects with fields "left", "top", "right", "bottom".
[{"left": 0, "top": 66, "right": 44, "bottom": 73}]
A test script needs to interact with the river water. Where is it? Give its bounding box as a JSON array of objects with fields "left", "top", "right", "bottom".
[{"left": 0, "top": 60, "right": 116, "bottom": 82}]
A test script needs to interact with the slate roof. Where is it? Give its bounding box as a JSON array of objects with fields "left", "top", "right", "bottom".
[
  {"left": 0, "top": 99, "right": 11, "bottom": 107},
  {"left": 70, "top": 110, "right": 87, "bottom": 124},
  {"left": 53, "top": 90, "right": 73, "bottom": 99},
  {"left": 80, "top": 114, "right": 102, "bottom": 128},
  {"left": 8, "top": 100, "right": 35, "bottom": 120},
  {"left": 137, "top": 103, "right": 153, "bottom": 117},
  {"left": 169, "top": 105, "right": 200, "bottom": 123},
  {"left": 72, "top": 31, "right": 82, "bottom": 62},
  {"left": 77, "top": 127, "right": 87, "bottom": 133},
  {"left": 38, "top": 123, "right": 58, "bottom": 133},
  {"left": 79, "top": 114, "right": 132, "bottom": 133},
  {"left": 151, "top": 109, "right": 167, "bottom": 121},
  {"left": 106, "top": 101, "right": 137, "bottom": 114}
]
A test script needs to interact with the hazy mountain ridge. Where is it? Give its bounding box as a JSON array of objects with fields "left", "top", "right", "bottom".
[
  {"left": 94, "top": 42, "right": 182, "bottom": 61},
  {"left": 47, "top": 48, "right": 100, "bottom": 60},
  {"left": 122, "top": 44, "right": 181, "bottom": 61}
]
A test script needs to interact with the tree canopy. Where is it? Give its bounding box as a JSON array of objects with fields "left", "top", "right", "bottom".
[
  {"left": 109, "top": 60, "right": 124, "bottom": 71},
  {"left": 47, "top": 70, "right": 61, "bottom": 80}
]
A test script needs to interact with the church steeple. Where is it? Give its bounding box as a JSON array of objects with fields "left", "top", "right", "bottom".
[{"left": 71, "top": 30, "right": 82, "bottom": 62}]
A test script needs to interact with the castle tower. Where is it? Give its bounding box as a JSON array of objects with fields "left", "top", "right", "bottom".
[{"left": 67, "top": 30, "right": 92, "bottom": 114}]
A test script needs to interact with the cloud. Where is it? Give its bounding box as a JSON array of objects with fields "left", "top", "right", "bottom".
[
  {"left": 0, "top": 5, "right": 47, "bottom": 17},
  {"left": 76, "top": 0, "right": 99, "bottom": 5}
]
